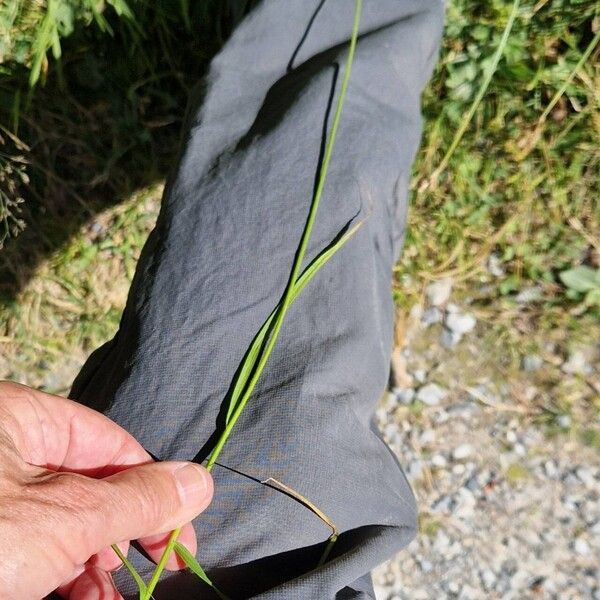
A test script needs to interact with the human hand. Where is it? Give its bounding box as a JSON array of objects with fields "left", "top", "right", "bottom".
[{"left": 0, "top": 381, "right": 213, "bottom": 600}]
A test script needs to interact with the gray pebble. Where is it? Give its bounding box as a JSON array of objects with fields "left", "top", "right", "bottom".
[
  {"left": 407, "top": 459, "right": 423, "bottom": 480},
  {"left": 452, "top": 463, "right": 466, "bottom": 475},
  {"left": 574, "top": 537, "right": 590, "bottom": 556},
  {"left": 487, "top": 253, "right": 505, "bottom": 277},
  {"left": 513, "top": 442, "right": 527, "bottom": 457},
  {"left": 515, "top": 286, "right": 542, "bottom": 303},
  {"left": 431, "top": 454, "right": 447, "bottom": 468},
  {"left": 416, "top": 383, "right": 448, "bottom": 406},
  {"left": 576, "top": 467, "right": 596, "bottom": 488},
  {"left": 426, "top": 278, "right": 453, "bottom": 307},
  {"left": 522, "top": 354, "right": 543, "bottom": 371},
  {"left": 392, "top": 387, "right": 415, "bottom": 405},
  {"left": 452, "top": 443, "right": 474, "bottom": 461},
  {"left": 446, "top": 312, "right": 477, "bottom": 335},
  {"left": 441, "top": 328, "right": 463, "bottom": 348},
  {"left": 480, "top": 569, "right": 497, "bottom": 591},
  {"left": 419, "top": 429, "right": 435, "bottom": 445},
  {"left": 412, "top": 368, "right": 427, "bottom": 384},
  {"left": 419, "top": 559, "right": 433, "bottom": 573},
  {"left": 562, "top": 350, "right": 591, "bottom": 375},
  {"left": 544, "top": 460, "right": 559, "bottom": 478},
  {"left": 465, "top": 475, "right": 480, "bottom": 492},
  {"left": 421, "top": 306, "right": 443, "bottom": 326},
  {"left": 556, "top": 414, "right": 572, "bottom": 429},
  {"left": 432, "top": 495, "right": 454, "bottom": 514}
]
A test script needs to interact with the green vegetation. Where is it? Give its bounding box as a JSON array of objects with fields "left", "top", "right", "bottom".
[
  {"left": 396, "top": 0, "right": 599, "bottom": 323},
  {"left": 0, "top": 3, "right": 598, "bottom": 422},
  {"left": 0, "top": 0, "right": 598, "bottom": 593}
]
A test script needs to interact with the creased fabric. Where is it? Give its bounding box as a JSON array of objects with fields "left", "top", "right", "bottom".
[{"left": 70, "top": 1, "right": 444, "bottom": 598}]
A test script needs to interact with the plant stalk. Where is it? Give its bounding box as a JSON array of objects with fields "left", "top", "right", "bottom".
[{"left": 133, "top": 2, "right": 363, "bottom": 597}]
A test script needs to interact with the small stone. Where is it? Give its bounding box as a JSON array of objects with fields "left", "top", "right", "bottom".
[
  {"left": 409, "top": 302, "right": 424, "bottom": 322},
  {"left": 431, "top": 495, "right": 454, "bottom": 514},
  {"left": 502, "top": 558, "right": 518, "bottom": 576},
  {"left": 416, "top": 383, "right": 448, "bottom": 406},
  {"left": 392, "top": 387, "right": 415, "bottom": 405},
  {"left": 454, "top": 488, "right": 476, "bottom": 518},
  {"left": 446, "top": 312, "right": 477, "bottom": 335},
  {"left": 412, "top": 368, "right": 427, "bottom": 384},
  {"left": 433, "top": 530, "right": 451, "bottom": 552},
  {"left": 431, "top": 454, "right": 447, "bottom": 468},
  {"left": 576, "top": 467, "right": 595, "bottom": 488},
  {"left": 513, "top": 442, "right": 527, "bottom": 456},
  {"left": 487, "top": 253, "right": 505, "bottom": 277},
  {"left": 419, "top": 429, "right": 435, "bottom": 445},
  {"left": 421, "top": 306, "right": 443, "bottom": 326},
  {"left": 406, "top": 459, "right": 423, "bottom": 480},
  {"left": 515, "top": 286, "right": 542, "bottom": 303},
  {"left": 445, "top": 581, "right": 460, "bottom": 595},
  {"left": 458, "top": 584, "right": 478, "bottom": 600},
  {"left": 522, "top": 354, "right": 543, "bottom": 371},
  {"left": 452, "top": 443, "right": 474, "bottom": 461},
  {"left": 574, "top": 538, "right": 590, "bottom": 556},
  {"left": 480, "top": 569, "right": 497, "bottom": 591},
  {"left": 446, "top": 401, "right": 477, "bottom": 420},
  {"left": 506, "top": 430, "right": 517, "bottom": 444},
  {"left": 452, "top": 464, "right": 466, "bottom": 475},
  {"left": 441, "top": 328, "right": 462, "bottom": 348},
  {"left": 383, "top": 424, "right": 398, "bottom": 443},
  {"left": 465, "top": 475, "right": 480, "bottom": 492},
  {"left": 557, "top": 414, "right": 572, "bottom": 429},
  {"left": 426, "top": 278, "right": 453, "bottom": 307},
  {"left": 562, "top": 350, "right": 591, "bottom": 375},
  {"left": 544, "top": 460, "right": 559, "bottom": 478},
  {"left": 446, "top": 302, "right": 460, "bottom": 313},
  {"left": 419, "top": 559, "right": 433, "bottom": 573}
]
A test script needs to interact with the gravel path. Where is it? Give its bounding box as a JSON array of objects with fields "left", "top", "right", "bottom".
[{"left": 373, "top": 282, "right": 599, "bottom": 600}]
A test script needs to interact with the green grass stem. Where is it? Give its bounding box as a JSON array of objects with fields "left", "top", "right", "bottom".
[
  {"left": 142, "top": 1, "right": 363, "bottom": 596},
  {"left": 538, "top": 29, "right": 600, "bottom": 123},
  {"left": 430, "top": 0, "right": 520, "bottom": 182}
]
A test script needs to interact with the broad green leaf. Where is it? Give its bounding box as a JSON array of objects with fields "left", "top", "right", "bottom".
[
  {"left": 559, "top": 266, "right": 599, "bottom": 293},
  {"left": 585, "top": 289, "right": 600, "bottom": 307}
]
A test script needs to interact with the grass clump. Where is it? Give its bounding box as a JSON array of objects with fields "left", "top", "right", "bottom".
[{"left": 397, "top": 0, "right": 599, "bottom": 319}]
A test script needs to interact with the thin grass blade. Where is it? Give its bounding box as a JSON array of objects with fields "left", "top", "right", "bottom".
[
  {"left": 430, "top": 0, "right": 520, "bottom": 182},
  {"left": 111, "top": 543, "right": 147, "bottom": 600},
  {"left": 225, "top": 215, "right": 365, "bottom": 423},
  {"left": 173, "top": 542, "right": 230, "bottom": 600},
  {"left": 145, "top": 1, "right": 363, "bottom": 593}
]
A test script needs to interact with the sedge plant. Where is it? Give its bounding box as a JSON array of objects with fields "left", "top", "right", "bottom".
[{"left": 113, "top": 1, "right": 363, "bottom": 597}]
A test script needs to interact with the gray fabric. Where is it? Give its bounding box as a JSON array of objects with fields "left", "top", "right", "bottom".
[{"left": 70, "top": 1, "right": 444, "bottom": 598}]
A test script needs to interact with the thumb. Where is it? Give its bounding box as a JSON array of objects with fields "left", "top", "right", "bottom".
[{"left": 38, "top": 461, "right": 213, "bottom": 562}]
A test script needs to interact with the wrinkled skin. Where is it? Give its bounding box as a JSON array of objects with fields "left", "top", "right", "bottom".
[{"left": 0, "top": 381, "right": 213, "bottom": 600}]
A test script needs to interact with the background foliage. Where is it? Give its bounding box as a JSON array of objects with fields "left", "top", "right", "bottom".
[{"left": 0, "top": 0, "right": 598, "bottom": 426}]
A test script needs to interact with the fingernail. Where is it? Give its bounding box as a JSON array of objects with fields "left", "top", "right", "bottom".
[{"left": 174, "top": 463, "right": 210, "bottom": 506}]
